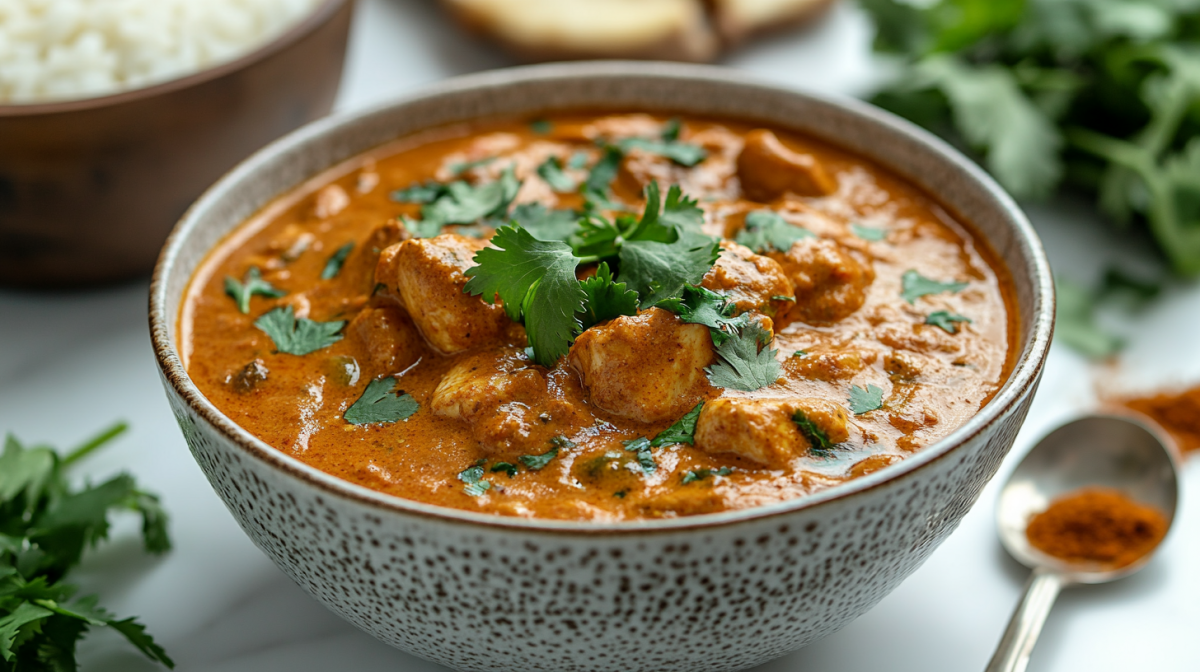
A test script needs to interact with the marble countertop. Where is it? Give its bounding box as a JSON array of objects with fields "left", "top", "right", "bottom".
[{"left": 2, "top": 1, "right": 1198, "bottom": 670}]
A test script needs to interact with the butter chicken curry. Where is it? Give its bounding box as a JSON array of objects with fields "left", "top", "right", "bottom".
[{"left": 181, "top": 113, "right": 1017, "bottom": 521}]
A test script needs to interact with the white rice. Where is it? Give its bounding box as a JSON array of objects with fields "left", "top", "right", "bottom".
[{"left": 0, "top": 0, "right": 324, "bottom": 104}]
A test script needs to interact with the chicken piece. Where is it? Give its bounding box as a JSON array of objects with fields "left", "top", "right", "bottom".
[
  {"left": 314, "top": 184, "right": 350, "bottom": 219},
  {"left": 694, "top": 397, "right": 849, "bottom": 468},
  {"left": 701, "top": 241, "right": 795, "bottom": 320},
  {"left": 375, "top": 234, "right": 509, "bottom": 354},
  {"left": 737, "top": 129, "right": 836, "bottom": 202},
  {"left": 431, "top": 350, "right": 588, "bottom": 453},
  {"left": 346, "top": 306, "right": 426, "bottom": 377},
  {"left": 569, "top": 308, "right": 715, "bottom": 424},
  {"left": 711, "top": 0, "right": 835, "bottom": 45},
  {"left": 770, "top": 238, "right": 874, "bottom": 324},
  {"left": 335, "top": 219, "right": 408, "bottom": 294},
  {"left": 441, "top": 0, "right": 719, "bottom": 63}
]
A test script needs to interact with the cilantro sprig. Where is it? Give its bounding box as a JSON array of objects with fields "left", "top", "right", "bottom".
[
  {"left": 657, "top": 285, "right": 750, "bottom": 345},
  {"left": 0, "top": 424, "right": 173, "bottom": 669},
  {"left": 391, "top": 168, "right": 520, "bottom": 237},
  {"left": 901, "top": 270, "right": 968, "bottom": 304},
  {"left": 254, "top": 306, "right": 345, "bottom": 356},
  {"left": 321, "top": 242, "right": 354, "bottom": 280},
  {"left": 344, "top": 378, "right": 419, "bottom": 425},
  {"left": 224, "top": 267, "right": 285, "bottom": 314},
  {"left": 706, "top": 323, "right": 782, "bottom": 392},
  {"left": 613, "top": 120, "right": 708, "bottom": 167}
]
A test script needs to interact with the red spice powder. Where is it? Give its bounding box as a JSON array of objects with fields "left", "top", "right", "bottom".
[
  {"left": 1121, "top": 385, "right": 1200, "bottom": 454},
  {"left": 1026, "top": 488, "right": 1168, "bottom": 569}
]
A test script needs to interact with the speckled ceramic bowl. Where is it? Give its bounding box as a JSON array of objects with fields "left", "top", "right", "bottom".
[{"left": 150, "top": 62, "right": 1054, "bottom": 672}]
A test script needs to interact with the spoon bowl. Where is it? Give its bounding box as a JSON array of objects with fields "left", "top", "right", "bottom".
[{"left": 986, "top": 413, "right": 1180, "bottom": 672}]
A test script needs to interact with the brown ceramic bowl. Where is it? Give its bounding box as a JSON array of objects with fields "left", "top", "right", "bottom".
[{"left": 0, "top": 0, "right": 354, "bottom": 288}]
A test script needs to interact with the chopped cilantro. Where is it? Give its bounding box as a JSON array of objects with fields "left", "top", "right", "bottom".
[
  {"left": 520, "top": 437, "right": 570, "bottom": 470},
  {"left": 0, "top": 424, "right": 174, "bottom": 669},
  {"left": 771, "top": 294, "right": 796, "bottom": 302},
  {"left": 344, "top": 377, "right": 419, "bottom": 425},
  {"left": 793, "top": 410, "right": 833, "bottom": 453},
  {"left": 661, "top": 118, "right": 683, "bottom": 142},
  {"left": 321, "top": 242, "right": 354, "bottom": 280},
  {"left": 224, "top": 267, "right": 286, "bottom": 314},
  {"left": 615, "top": 123, "right": 708, "bottom": 166},
  {"left": 425, "top": 168, "right": 520, "bottom": 228},
  {"left": 850, "top": 223, "right": 888, "bottom": 241},
  {"left": 568, "top": 151, "right": 590, "bottom": 169},
  {"left": 614, "top": 490, "right": 628, "bottom": 499},
  {"left": 657, "top": 285, "right": 749, "bottom": 346},
  {"left": 511, "top": 203, "right": 580, "bottom": 242},
  {"left": 622, "top": 437, "right": 656, "bottom": 473},
  {"left": 706, "top": 323, "right": 782, "bottom": 392},
  {"left": 926, "top": 310, "right": 972, "bottom": 334},
  {"left": 901, "top": 270, "right": 968, "bottom": 303},
  {"left": 681, "top": 466, "right": 732, "bottom": 484},
  {"left": 848, "top": 384, "right": 884, "bottom": 415},
  {"left": 491, "top": 462, "right": 518, "bottom": 478},
  {"left": 584, "top": 146, "right": 623, "bottom": 196},
  {"left": 655, "top": 184, "right": 706, "bottom": 234},
  {"left": 736, "top": 210, "right": 813, "bottom": 253},
  {"left": 464, "top": 225, "right": 586, "bottom": 367},
  {"left": 578, "top": 262, "right": 640, "bottom": 330},
  {"left": 530, "top": 119, "right": 553, "bottom": 135},
  {"left": 400, "top": 214, "right": 444, "bottom": 239},
  {"left": 390, "top": 180, "right": 445, "bottom": 203},
  {"left": 458, "top": 465, "right": 491, "bottom": 496},
  {"left": 254, "top": 306, "right": 345, "bottom": 356},
  {"left": 793, "top": 350, "right": 808, "bottom": 358},
  {"left": 449, "top": 156, "right": 495, "bottom": 176},
  {"left": 537, "top": 156, "right": 575, "bottom": 192},
  {"left": 651, "top": 402, "right": 704, "bottom": 447}
]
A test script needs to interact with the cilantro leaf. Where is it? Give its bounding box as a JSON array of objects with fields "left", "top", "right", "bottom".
[
  {"left": 657, "top": 184, "right": 706, "bottom": 234},
  {"left": 254, "top": 306, "right": 345, "bottom": 356},
  {"left": 901, "top": 270, "right": 968, "bottom": 303},
  {"left": 390, "top": 181, "right": 445, "bottom": 203},
  {"left": 457, "top": 465, "right": 491, "bottom": 496},
  {"left": 706, "top": 323, "right": 782, "bottom": 391},
  {"left": 658, "top": 285, "right": 749, "bottom": 346},
  {"left": 926, "top": 310, "right": 972, "bottom": 333},
  {"left": 681, "top": 467, "right": 732, "bottom": 484},
  {"left": 850, "top": 223, "right": 888, "bottom": 241},
  {"left": 651, "top": 402, "right": 704, "bottom": 447},
  {"left": 578, "top": 263, "right": 639, "bottom": 330},
  {"left": 661, "top": 118, "right": 683, "bottom": 142},
  {"left": 491, "top": 462, "right": 518, "bottom": 478},
  {"left": 511, "top": 203, "right": 580, "bottom": 242},
  {"left": 568, "top": 151, "right": 590, "bottom": 169},
  {"left": 321, "top": 242, "right": 354, "bottom": 280},
  {"left": 619, "top": 232, "right": 721, "bottom": 305},
  {"left": 793, "top": 410, "right": 833, "bottom": 453},
  {"left": 224, "top": 267, "right": 285, "bottom": 314},
  {"left": 736, "top": 210, "right": 813, "bottom": 253},
  {"left": 344, "top": 378, "right": 419, "bottom": 425},
  {"left": 464, "top": 225, "right": 585, "bottom": 367},
  {"left": 584, "top": 146, "right": 623, "bottom": 196},
  {"left": 615, "top": 124, "right": 708, "bottom": 167},
  {"left": 520, "top": 437, "right": 570, "bottom": 470},
  {"left": 848, "top": 384, "right": 884, "bottom": 415},
  {"left": 537, "top": 156, "right": 575, "bottom": 192},
  {"left": 622, "top": 437, "right": 656, "bottom": 473},
  {"left": 530, "top": 119, "right": 553, "bottom": 135},
  {"left": 449, "top": 156, "right": 495, "bottom": 176},
  {"left": 402, "top": 169, "right": 521, "bottom": 237}
]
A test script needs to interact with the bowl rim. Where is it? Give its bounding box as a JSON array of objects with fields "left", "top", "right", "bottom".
[
  {"left": 0, "top": 0, "right": 349, "bottom": 116},
  {"left": 150, "top": 61, "right": 1055, "bottom": 536}
]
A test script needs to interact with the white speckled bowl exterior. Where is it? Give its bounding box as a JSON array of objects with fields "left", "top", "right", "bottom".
[{"left": 150, "top": 63, "right": 1053, "bottom": 672}]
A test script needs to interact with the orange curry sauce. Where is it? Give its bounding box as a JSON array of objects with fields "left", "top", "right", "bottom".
[{"left": 181, "top": 113, "right": 1018, "bottom": 521}]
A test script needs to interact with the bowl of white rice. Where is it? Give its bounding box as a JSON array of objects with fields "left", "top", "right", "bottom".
[{"left": 0, "top": 0, "right": 353, "bottom": 287}]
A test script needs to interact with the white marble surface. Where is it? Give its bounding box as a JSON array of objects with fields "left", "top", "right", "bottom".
[{"left": 1, "top": 1, "right": 1198, "bottom": 670}]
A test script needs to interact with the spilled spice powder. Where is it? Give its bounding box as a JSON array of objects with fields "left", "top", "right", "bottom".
[
  {"left": 1026, "top": 488, "right": 1168, "bottom": 568},
  {"left": 1122, "top": 385, "right": 1200, "bottom": 454}
]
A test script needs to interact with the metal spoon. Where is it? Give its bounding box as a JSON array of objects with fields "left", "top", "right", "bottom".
[{"left": 986, "top": 414, "right": 1180, "bottom": 672}]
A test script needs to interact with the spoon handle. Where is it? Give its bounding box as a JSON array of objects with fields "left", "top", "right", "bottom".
[{"left": 984, "top": 567, "right": 1065, "bottom": 672}]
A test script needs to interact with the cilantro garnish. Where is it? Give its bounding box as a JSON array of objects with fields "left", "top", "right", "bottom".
[
  {"left": 537, "top": 156, "right": 575, "bottom": 192},
  {"left": 254, "top": 306, "right": 345, "bottom": 356},
  {"left": 792, "top": 411, "right": 833, "bottom": 453},
  {"left": 458, "top": 465, "right": 491, "bottom": 496},
  {"left": 622, "top": 437, "right": 656, "bottom": 473},
  {"left": 848, "top": 384, "right": 884, "bottom": 415},
  {"left": 491, "top": 462, "right": 518, "bottom": 478},
  {"left": 395, "top": 169, "right": 521, "bottom": 237},
  {"left": 771, "top": 295, "right": 796, "bottom": 302},
  {"left": 321, "top": 242, "right": 354, "bottom": 280},
  {"left": 793, "top": 350, "right": 808, "bottom": 358},
  {"left": 656, "top": 285, "right": 749, "bottom": 345},
  {"left": 344, "top": 377, "right": 419, "bottom": 425},
  {"left": 224, "top": 267, "right": 286, "bottom": 314},
  {"left": 0, "top": 424, "right": 174, "bottom": 669},
  {"left": 706, "top": 323, "right": 782, "bottom": 391},
  {"left": 681, "top": 467, "right": 732, "bottom": 484},
  {"left": 619, "top": 234, "right": 722, "bottom": 306},
  {"left": 850, "top": 223, "right": 888, "bottom": 241},
  {"left": 511, "top": 203, "right": 580, "bottom": 242},
  {"left": 651, "top": 402, "right": 704, "bottom": 447},
  {"left": 614, "top": 490, "right": 628, "bottom": 499},
  {"left": 736, "top": 210, "right": 813, "bottom": 253},
  {"left": 661, "top": 118, "right": 683, "bottom": 141},
  {"left": 520, "top": 436, "right": 571, "bottom": 471},
  {"left": 530, "top": 119, "right": 553, "bottom": 135},
  {"left": 926, "top": 310, "right": 972, "bottom": 334},
  {"left": 578, "top": 263, "right": 640, "bottom": 330},
  {"left": 900, "top": 270, "right": 968, "bottom": 303},
  {"left": 568, "top": 151, "right": 590, "bottom": 169},
  {"left": 464, "top": 225, "right": 586, "bottom": 367},
  {"left": 615, "top": 121, "right": 708, "bottom": 166},
  {"left": 390, "top": 181, "right": 444, "bottom": 203},
  {"left": 584, "top": 146, "right": 623, "bottom": 196},
  {"left": 450, "top": 156, "right": 495, "bottom": 176}
]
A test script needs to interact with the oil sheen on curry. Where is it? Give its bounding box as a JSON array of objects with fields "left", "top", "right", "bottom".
[{"left": 182, "top": 113, "right": 1017, "bottom": 521}]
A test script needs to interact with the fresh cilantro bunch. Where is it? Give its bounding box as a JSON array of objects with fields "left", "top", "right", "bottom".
[
  {"left": 862, "top": 0, "right": 1200, "bottom": 274},
  {"left": 0, "top": 423, "right": 173, "bottom": 670},
  {"left": 464, "top": 181, "right": 720, "bottom": 366}
]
